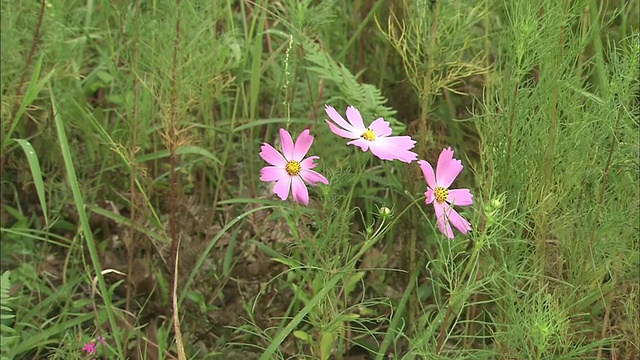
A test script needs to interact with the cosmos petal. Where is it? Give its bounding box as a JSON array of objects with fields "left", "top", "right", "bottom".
[
  {"left": 300, "top": 156, "right": 319, "bottom": 169},
  {"left": 273, "top": 176, "right": 292, "bottom": 201},
  {"left": 434, "top": 201, "right": 455, "bottom": 239},
  {"left": 366, "top": 141, "right": 397, "bottom": 161},
  {"left": 260, "top": 166, "right": 287, "bottom": 182},
  {"left": 369, "top": 137, "right": 418, "bottom": 163},
  {"left": 418, "top": 160, "right": 437, "bottom": 190},
  {"left": 279, "top": 128, "right": 295, "bottom": 160},
  {"left": 326, "top": 120, "right": 359, "bottom": 139},
  {"left": 392, "top": 147, "right": 418, "bottom": 163},
  {"left": 447, "top": 205, "right": 472, "bottom": 234},
  {"left": 436, "top": 147, "right": 463, "bottom": 188},
  {"left": 299, "top": 169, "right": 329, "bottom": 186},
  {"left": 347, "top": 138, "right": 371, "bottom": 152},
  {"left": 436, "top": 147, "right": 455, "bottom": 173},
  {"left": 368, "top": 118, "right": 393, "bottom": 137},
  {"left": 259, "top": 143, "right": 287, "bottom": 167},
  {"left": 345, "top": 106, "right": 366, "bottom": 132},
  {"left": 447, "top": 189, "right": 474, "bottom": 206},
  {"left": 291, "top": 176, "right": 309, "bottom": 205},
  {"left": 384, "top": 135, "right": 417, "bottom": 150},
  {"left": 425, "top": 188, "right": 435, "bottom": 204},
  {"left": 325, "top": 105, "right": 356, "bottom": 133},
  {"left": 293, "top": 129, "right": 313, "bottom": 161}
]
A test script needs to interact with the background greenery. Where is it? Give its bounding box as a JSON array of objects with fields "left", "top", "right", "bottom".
[{"left": 1, "top": 0, "right": 638, "bottom": 359}]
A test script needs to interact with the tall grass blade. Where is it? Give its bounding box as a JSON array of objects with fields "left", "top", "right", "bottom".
[{"left": 49, "top": 86, "right": 125, "bottom": 358}]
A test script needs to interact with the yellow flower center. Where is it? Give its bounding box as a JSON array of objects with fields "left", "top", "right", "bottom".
[
  {"left": 435, "top": 186, "right": 449, "bottom": 203},
  {"left": 361, "top": 128, "right": 376, "bottom": 141},
  {"left": 285, "top": 161, "right": 301, "bottom": 176}
]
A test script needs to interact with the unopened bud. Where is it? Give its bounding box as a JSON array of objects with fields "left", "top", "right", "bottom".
[
  {"left": 366, "top": 226, "right": 374, "bottom": 236},
  {"left": 379, "top": 206, "right": 392, "bottom": 220},
  {"left": 490, "top": 198, "right": 502, "bottom": 209}
]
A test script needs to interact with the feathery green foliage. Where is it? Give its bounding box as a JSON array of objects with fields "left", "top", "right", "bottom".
[{"left": 0, "top": 271, "right": 18, "bottom": 360}]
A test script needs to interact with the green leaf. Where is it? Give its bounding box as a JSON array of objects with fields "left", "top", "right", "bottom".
[
  {"left": 260, "top": 272, "right": 342, "bottom": 360},
  {"left": 339, "top": 313, "right": 360, "bottom": 321},
  {"left": 0, "top": 324, "right": 15, "bottom": 333},
  {"left": 50, "top": 88, "right": 125, "bottom": 358},
  {"left": 271, "top": 257, "right": 300, "bottom": 270},
  {"left": 13, "top": 139, "right": 48, "bottom": 226},
  {"left": 344, "top": 271, "right": 365, "bottom": 297},
  {"left": 88, "top": 205, "right": 168, "bottom": 244},
  {"left": 136, "top": 145, "right": 221, "bottom": 165},
  {"left": 320, "top": 331, "right": 336, "bottom": 360},
  {"left": 7, "top": 55, "right": 55, "bottom": 141},
  {"left": 233, "top": 118, "right": 312, "bottom": 132},
  {"left": 293, "top": 330, "right": 312, "bottom": 343}
]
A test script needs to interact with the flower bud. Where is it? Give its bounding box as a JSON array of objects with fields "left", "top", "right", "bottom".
[
  {"left": 378, "top": 206, "right": 392, "bottom": 220},
  {"left": 490, "top": 198, "right": 502, "bottom": 209}
]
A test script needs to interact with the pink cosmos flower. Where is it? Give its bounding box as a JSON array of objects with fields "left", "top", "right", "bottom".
[
  {"left": 324, "top": 105, "right": 418, "bottom": 163},
  {"left": 418, "top": 147, "right": 473, "bottom": 239},
  {"left": 83, "top": 341, "right": 97, "bottom": 354},
  {"left": 260, "top": 128, "right": 329, "bottom": 205}
]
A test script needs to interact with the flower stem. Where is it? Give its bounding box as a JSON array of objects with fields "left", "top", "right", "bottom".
[{"left": 435, "top": 237, "right": 484, "bottom": 353}]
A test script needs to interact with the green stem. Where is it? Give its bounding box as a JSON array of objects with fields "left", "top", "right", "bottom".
[
  {"left": 50, "top": 88, "right": 124, "bottom": 358},
  {"left": 411, "top": 0, "right": 440, "bottom": 326},
  {"left": 588, "top": 0, "right": 608, "bottom": 99},
  {"left": 337, "top": 0, "right": 387, "bottom": 62},
  {"left": 376, "top": 256, "right": 427, "bottom": 360},
  {"left": 434, "top": 238, "right": 484, "bottom": 353},
  {"left": 260, "top": 192, "right": 424, "bottom": 359}
]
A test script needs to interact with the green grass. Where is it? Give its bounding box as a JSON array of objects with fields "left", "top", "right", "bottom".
[{"left": 1, "top": 0, "right": 638, "bottom": 359}]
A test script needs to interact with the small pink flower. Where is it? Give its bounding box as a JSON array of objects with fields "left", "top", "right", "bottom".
[
  {"left": 83, "top": 341, "right": 97, "bottom": 354},
  {"left": 260, "top": 128, "right": 329, "bottom": 205},
  {"left": 418, "top": 147, "right": 473, "bottom": 239},
  {"left": 96, "top": 335, "right": 106, "bottom": 344},
  {"left": 324, "top": 105, "right": 418, "bottom": 163}
]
